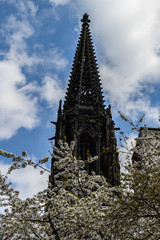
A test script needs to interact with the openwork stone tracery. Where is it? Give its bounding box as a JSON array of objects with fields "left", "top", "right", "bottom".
[{"left": 50, "top": 13, "right": 120, "bottom": 186}]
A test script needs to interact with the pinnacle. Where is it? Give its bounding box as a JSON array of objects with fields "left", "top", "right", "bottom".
[{"left": 81, "top": 13, "right": 91, "bottom": 26}]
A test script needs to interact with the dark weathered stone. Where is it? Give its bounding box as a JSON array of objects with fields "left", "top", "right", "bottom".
[{"left": 50, "top": 13, "right": 120, "bottom": 186}]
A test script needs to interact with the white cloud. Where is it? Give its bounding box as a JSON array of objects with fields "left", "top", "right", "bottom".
[
  {"left": 1, "top": 0, "right": 38, "bottom": 17},
  {"left": 37, "top": 47, "right": 68, "bottom": 71},
  {"left": 9, "top": 167, "right": 49, "bottom": 199},
  {"left": 40, "top": 76, "right": 65, "bottom": 106},
  {"left": 0, "top": 61, "right": 38, "bottom": 140},
  {"left": 118, "top": 133, "right": 137, "bottom": 173},
  {"left": 49, "top": 0, "right": 71, "bottom": 6},
  {"left": 73, "top": 0, "right": 160, "bottom": 123},
  {"left": 3, "top": 15, "right": 40, "bottom": 68},
  {"left": 0, "top": 161, "right": 49, "bottom": 199},
  {"left": 0, "top": 5, "right": 66, "bottom": 140},
  {"left": 100, "top": 65, "right": 160, "bottom": 123},
  {"left": 49, "top": 49, "right": 68, "bottom": 70},
  {"left": 0, "top": 15, "right": 40, "bottom": 140},
  {"left": 16, "top": 0, "right": 38, "bottom": 17}
]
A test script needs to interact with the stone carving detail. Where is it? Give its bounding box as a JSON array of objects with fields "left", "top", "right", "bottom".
[{"left": 51, "top": 13, "right": 120, "bottom": 186}]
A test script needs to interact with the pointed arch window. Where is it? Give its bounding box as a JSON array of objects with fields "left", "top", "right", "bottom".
[{"left": 79, "top": 132, "right": 96, "bottom": 173}]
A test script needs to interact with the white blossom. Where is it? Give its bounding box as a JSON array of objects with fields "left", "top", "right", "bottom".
[{"left": 0, "top": 133, "right": 159, "bottom": 239}]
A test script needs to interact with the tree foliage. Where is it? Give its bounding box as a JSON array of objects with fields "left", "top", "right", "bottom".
[{"left": 0, "top": 127, "right": 160, "bottom": 239}]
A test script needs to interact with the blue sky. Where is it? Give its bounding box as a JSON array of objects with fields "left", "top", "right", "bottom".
[{"left": 1, "top": 0, "right": 160, "bottom": 198}]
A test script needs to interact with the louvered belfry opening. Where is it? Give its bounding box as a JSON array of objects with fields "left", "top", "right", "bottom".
[{"left": 50, "top": 13, "right": 120, "bottom": 186}]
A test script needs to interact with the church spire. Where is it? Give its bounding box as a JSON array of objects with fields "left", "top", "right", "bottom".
[
  {"left": 51, "top": 14, "right": 120, "bottom": 186},
  {"left": 64, "top": 13, "right": 105, "bottom": 115}
]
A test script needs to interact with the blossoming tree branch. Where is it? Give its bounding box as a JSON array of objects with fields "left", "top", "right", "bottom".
[{"left": 0, "top": 121, "right": 160, "bottom": 239}]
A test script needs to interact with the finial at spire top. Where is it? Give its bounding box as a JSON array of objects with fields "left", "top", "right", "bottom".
[{"left": 81, "top": 13, "right": 90, "bottom": 26}]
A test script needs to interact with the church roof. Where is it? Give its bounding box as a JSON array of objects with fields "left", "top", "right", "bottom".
[{"left": 63, "top": 13, "right": 105, "bottom": 114}]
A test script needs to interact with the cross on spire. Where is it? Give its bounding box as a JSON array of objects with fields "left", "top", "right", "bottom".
[{"left": 81, "top": 13, "right": 91, "bottom": 27}]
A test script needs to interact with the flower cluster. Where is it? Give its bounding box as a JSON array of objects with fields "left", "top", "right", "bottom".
[{"left": 0, "top": 132, "right": 160, "bottom": 239}]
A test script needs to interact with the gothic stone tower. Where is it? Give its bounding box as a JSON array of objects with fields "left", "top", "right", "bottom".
[{"left": 50, "top": 13, "right": 120, "bottom": 186}]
